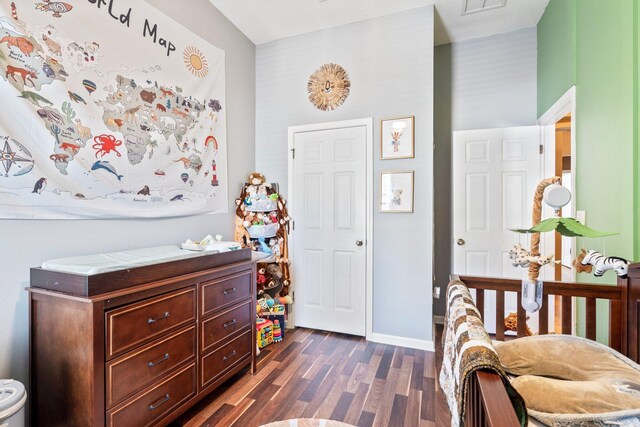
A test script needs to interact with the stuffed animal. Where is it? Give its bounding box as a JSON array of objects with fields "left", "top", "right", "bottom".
[
  {"left": 234, "top": 196, "right": 251, "bottom": 246},
  {"left": 246, "top": 172, "right": 272, "bottom": 196},
  {"left": 504, "top": 312, "right": 532, "bottom": 336},
  {"left": 268, "top": 211, "right": 278, "bottom": 224},
  {"left": 533, "top": 254, "right": 558, "bottom": 266},
  {"left": 258, "top": 237, "right": 272, "bottom": 254},
  {"left": 266, "top": 263, "right": 283, "bottom": 280},
  {"left": 575, "top": 248, "right": 630, "bottom": 278},
  {"left": 509, "top": 244, "right": 531, "bottom": 267},
  {"left": 269, "top": 238, "right": 281, "bottom": 258},
  {"left": 572, "top": 248, "right": 592, "bottom": 274},
  {"left": 257, "top": 268, "right": 267, "bottom": 285},
  {"left": 243, "top": 211, "right": 256, "bottom": 228},
  {"left": 509, "top": 244, "right": 558, "bottom": 267}
]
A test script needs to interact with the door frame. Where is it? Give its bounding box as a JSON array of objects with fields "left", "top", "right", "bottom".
[
  {"left": 287, "top": 117, "right": 374, "bottom": 338},
  {"left": 537, "top": 86, "right": 576, "bottom": 282}
]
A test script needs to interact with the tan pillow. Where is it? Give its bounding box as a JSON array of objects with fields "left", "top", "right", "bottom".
[
  {"left": 495, "top": 335, "right": 640, "bottom": 424},
  {"left": 511, "top": 375, "right": 640, "bottom": 413}
]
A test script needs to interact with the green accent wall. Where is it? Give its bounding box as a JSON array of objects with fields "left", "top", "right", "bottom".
[
  {"left": 635, "top": 0, "right": 639, "bottom": 262},
  {"left": 538, "top": 0, "right": 639, "bottom": 341}
]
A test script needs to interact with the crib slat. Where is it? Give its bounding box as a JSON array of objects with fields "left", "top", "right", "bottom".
[
  {"left": 516, "top": 293, "right": 527, "bottom": 338},
  {"left": 562, "top": 296, "right": 572, "bottom": 334},
  {"left": 586, "top": 298, "right": 597, "bottom": 340},
  {"left": 610, "top": 299, "right": 623, "bottom": 352},
  {"left": 496, "top": 291, "right": 505, "bottom": 341},
  {"left": 476, "top": 289, "right": 485, "bottom": 321},
  {"left": 539, "top": 296, "right": 549, "bottom": 335}
]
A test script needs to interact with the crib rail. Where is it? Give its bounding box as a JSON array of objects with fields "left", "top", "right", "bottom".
[
  {"left": 454, "top": 275, "right": 627, "bottom": 352},
  {"left": 465, "top": 370, "right": 520, "bottom": 427}
]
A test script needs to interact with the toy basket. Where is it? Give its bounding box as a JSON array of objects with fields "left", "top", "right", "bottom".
[
  {"left": 247, "top": 223, "right": 279, "bottom": 239},
  {"left": 246, "top": 197, "right": 277, "bottom": 212}
]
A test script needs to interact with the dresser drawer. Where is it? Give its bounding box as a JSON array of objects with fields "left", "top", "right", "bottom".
[
  {"left": 106, "top": 325, "right": 196, "bottom": 408},
  {"left": 201, "top": 270, "right": 252, "bottom": 316},
  {"left": 107, "top": 363, "right": 196, "bottom": 427},
  {"left": 201, "top": 329, "right": 252, "bottom": 389},
  {"left": 106, "top": 287, "right": 196, "bottom": 359},
  {"left": 201, "top": 300, "right": 253, "bottom": 353}
]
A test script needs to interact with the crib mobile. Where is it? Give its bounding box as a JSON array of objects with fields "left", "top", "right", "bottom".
[{"left": 510, "top": 177, "right": 627, "bottom": 313}]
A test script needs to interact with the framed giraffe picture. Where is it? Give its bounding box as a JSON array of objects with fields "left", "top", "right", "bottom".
[{"left": 380, "top": 116, "right": 415, "bottom": 160}]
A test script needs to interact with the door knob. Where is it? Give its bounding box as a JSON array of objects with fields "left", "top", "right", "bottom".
[
  {"left": 355, "top": 240, "right": 363, "bottom": 246},
  {"left": 456, "top": 238, "right": 465, "bottom": 246}
]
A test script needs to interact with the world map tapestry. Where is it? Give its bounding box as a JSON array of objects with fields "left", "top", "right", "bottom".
[{"left": 0, "top": 0, "right": 228, "bottom": 218}]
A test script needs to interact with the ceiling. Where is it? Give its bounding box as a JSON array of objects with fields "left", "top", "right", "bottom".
[{"left": 209, "top": 0, "right": 550, "bottom": 46}]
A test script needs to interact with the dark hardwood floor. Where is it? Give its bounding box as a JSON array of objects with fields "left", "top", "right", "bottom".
[{"left": 171, "top": 327, "right": 449, "bottom": 427}]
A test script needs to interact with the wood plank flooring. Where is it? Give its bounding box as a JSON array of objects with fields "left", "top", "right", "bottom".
[{"left": 170, "top": 328, "right": 445, "bottom": 427}]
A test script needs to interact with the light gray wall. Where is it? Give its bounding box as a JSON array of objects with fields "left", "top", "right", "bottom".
[
  {"left": 256, "top": 7, "right": 434, "bottom": 342},
  {"left": 433, "top": 27, "right": 537, "bottom": 315},
  {"left": 0, "top": 0, "right": 255, "bottom": 385},
  {"left": 450, "top": 27, "right": 537, "bottom": 130}
]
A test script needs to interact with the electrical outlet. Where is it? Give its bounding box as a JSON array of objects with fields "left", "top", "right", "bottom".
[
  {"left": 576, "top": 210, "right": 586, "bottom": 224},
  {"left": 433, "top": 287, "right": 441, "bottom": 299}
]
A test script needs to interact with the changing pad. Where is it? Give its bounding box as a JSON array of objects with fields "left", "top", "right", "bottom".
[{"left": 41, "top": 243, "right": 240, "bottom": 276}]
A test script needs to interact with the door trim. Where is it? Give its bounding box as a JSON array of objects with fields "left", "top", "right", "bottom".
[
  {"left": 537, "top": 86, "right": 576, "bottom": 282},
  {"left": 287, "top": 118, "right": 374, "bottom": 339}
]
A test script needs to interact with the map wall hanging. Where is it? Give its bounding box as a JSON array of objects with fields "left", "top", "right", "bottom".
[{"left": 0, "top": 0, "right": 228, "bottom": 218}]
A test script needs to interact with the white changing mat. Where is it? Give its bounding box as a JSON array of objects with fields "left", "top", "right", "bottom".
[{"left": 41, "top": 244, "right": 240, "bottom": 276}]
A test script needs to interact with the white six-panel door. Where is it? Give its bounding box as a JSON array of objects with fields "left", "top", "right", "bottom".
[
  {"left": 452, "top": 126, "right": 542, "bottom": 332},
  {"left": 291, "top": 124, "right": 367, "bottom": 336}
]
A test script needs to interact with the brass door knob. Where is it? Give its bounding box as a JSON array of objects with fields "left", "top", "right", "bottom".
[{"left": 456, "top": 238, "right": 465, "bottom": 246}]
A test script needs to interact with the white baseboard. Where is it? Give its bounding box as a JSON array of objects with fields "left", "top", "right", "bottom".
[
  {"left": 367, "top": 332, "right": 434, "bottom": 352},
  {"left": 433, "top": 315, "right": 445, "bottom": 325}
]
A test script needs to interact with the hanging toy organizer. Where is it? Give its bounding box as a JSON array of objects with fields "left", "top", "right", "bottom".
[{"left": 234, "top": 172, "right": 292, "bottom": 298}]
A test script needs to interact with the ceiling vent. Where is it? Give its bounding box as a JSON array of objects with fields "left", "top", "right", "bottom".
[{"left": 462, "top": 0, "right": 507, "bottom": 15}]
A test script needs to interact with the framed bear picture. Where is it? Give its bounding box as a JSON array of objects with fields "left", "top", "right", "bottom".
[{"left": 379, "top": 170, "right": 414, "bottom": 213}]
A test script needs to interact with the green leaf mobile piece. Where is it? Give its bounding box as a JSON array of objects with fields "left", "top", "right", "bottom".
[{"left": 512, "top": 217, "right": 617, "bottom": 238}]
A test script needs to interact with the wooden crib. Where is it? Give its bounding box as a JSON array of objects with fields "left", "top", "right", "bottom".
[{"left": 451, "top": 262, "right": 640, "bottom": 427}]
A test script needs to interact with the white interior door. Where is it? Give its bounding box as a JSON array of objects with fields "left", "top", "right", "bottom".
[
  {"left": 291, "top": 123, "right": 367, "bottom": 336},
  {"left": 452, "top": 126, "right": 542, "bottom": 332}
]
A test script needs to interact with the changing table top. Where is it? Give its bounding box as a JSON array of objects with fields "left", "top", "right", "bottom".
[{"left": 41, "top": 244, "right": 240, "bottom": 276}]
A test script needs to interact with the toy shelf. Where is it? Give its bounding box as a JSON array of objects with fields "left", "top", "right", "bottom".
[{"left": 234, "top": 173, "right": 292, "bottom": 299}]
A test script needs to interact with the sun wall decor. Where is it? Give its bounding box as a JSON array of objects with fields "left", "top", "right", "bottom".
[
  {"left": 183, "top": 45, "right": 209, "bottom": 78},
  {"left": 307, "top": 63, "right": 351, "bottom": 111}
]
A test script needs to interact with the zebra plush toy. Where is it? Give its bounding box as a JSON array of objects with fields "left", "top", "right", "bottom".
[{"left": 575, "top": 249, "right": 630, "bottom": 279}]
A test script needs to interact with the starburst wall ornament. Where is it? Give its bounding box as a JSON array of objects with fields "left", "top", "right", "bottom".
[{"left": 307, "top": 63, "right": 350, "bottom": 111}]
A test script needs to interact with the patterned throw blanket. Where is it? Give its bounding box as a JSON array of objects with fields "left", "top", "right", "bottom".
[{"left": 439, "top": 280, "right": 527, "bottom": 427}]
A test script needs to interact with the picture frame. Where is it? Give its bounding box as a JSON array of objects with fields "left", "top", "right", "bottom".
[
  {"left": 380, "top": 116, "right": 415, "bottom": 160},
  {"left": 379, "top": 171, "right": 414, "bottom": 213}
]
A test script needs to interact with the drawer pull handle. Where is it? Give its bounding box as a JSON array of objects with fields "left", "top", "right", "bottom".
[
  {"left": 223, "top": 350, "right": 237, "bottom": 361},
  {"left": 148, "top": 393, "right": 170, "bottom": 411},
  {"left": 223, "top": 319, "right": 237, "bottom": 328},
  {"left": 148, "top": 312, "right": 170, "bottom": 324},
  {"left": 147, "top": 353, "right": 169, "bottom": 367},
  {"left": 223, "top": 287, "right": 237, "bottom": 295}
]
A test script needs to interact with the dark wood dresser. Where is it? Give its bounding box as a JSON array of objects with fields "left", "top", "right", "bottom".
[{"left": 28, "top": 248, "right": 256, "bottom": 427}]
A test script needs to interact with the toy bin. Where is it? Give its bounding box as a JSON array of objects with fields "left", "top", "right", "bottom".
[
  {"left": 0, "top": 379, "right": 26, "bottom": 427},
  {"left": 247, "top": 223, "right": 279, "bottom": 239},
  {"left": 256, "top": 318, "right": 274, "bottom": 349},
  {"left": 264, "top": 313, "right": 286, "bottom": 339}
]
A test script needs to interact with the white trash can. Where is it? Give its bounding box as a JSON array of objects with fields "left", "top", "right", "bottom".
[{"left": 0, "top": 379, "right": 26, "bottom": 427}]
